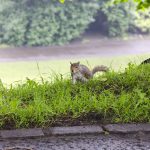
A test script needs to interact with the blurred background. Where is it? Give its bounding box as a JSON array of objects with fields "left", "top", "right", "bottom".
[{"left": 0, "top": 0, "right": 149, "bottom": 84}]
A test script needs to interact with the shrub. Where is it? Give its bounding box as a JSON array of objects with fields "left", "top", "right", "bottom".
[
  {"left": 0, "top": 0, "right": 150, "bottom": 46},
  {"left": 98, "top": 1, "right": 133, "bottom": 37},
  {"left": 130, "top": 8, "right": 150, "bottom": 34},
  {"left": 0, "top": 0, "right": 99, "bottom": 46},
  {"left": 94, "top": 0, "right": 150, "bottom": 37},
  {"left": 0, "top": 1, "right": 28, "bottom": 46}
]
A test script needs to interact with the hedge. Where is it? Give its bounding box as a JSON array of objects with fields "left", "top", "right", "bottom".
[
  {"left": 0, "top": 0, "right": 150, "bottom": 46},
  {"left": 0, "top": 0, "right": 99, "bottom": 46}
]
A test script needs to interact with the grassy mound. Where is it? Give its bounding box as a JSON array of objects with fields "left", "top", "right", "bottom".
[{"left": 0, "top": 64, "right": 149, "bottom": 129}]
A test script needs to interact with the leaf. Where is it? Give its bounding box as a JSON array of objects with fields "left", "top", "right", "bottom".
[{"left": 59, "top": 0, "right": 65, "bottom": 4}]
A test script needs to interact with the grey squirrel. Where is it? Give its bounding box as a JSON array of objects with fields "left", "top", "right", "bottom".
[{"left": 70, "top": 61, "right": 108, "bottom": 84}]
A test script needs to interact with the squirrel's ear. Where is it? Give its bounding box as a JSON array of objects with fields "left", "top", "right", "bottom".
[
  {"left": 70, "top": 62, "right": 72, "bottom": 65},
  {"left": 77, "top": 61, "right": 80, "bottom": 64}
]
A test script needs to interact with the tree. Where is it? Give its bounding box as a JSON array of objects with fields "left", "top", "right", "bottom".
[
  {"left": 110, "top": 0, "right": 150, "bottom": 9},
  {"left": 59, "top": 0, "right": 150, "bottom": 9}
]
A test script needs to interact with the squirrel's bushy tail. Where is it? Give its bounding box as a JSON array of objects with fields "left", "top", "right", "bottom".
[{"left": 92, "top": 65, "right": 109, "bottom": 75}]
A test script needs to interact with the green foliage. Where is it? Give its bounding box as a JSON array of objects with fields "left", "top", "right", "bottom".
[
  {"left": 59, "top": 0, "right": 65, "bottom": 3},
  {"left": 114, "top": 0, "right": 150, "bottom": 9},
  {"left": 97, "top": 0, "right": 150, "bottom": 37},
  {"left": 0, "top": 64, "right": 149, "bottom": 129},
  {"left": 99, "top": 1, "right": 133, "bottom": 37},
  {"left": 0, "top": 0, "right": 99, "bottom": 46},
  {"left": 0, "top": 11, "right": 28, "bottom": 46},
  {"left": 131, "top": 8, "right": 150, "bottom": 33},
  {"left": 0, "top": 0, "right": 150, "bottom": 46},
  {"left": 0, "top": 1, "right": 27, "bottom": 46},
  {"left": 26, "top": 2, "right": 99, "bottom": 46}
]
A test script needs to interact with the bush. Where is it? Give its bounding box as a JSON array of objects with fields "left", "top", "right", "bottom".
[
  {"left": 130, "top": 8, "right": 150, "bottom": 34},
  {"left": 0, "top": 11, "right": 28, "bottom": 46},
  {"left": 0, "top": 1, "right": 28, "bottom": 46},
  {"left": 27, "top": 1, "right": 99, "bottom": 46},
  {"left": 0, "top": 0, "right": 150, "bottom": 46},
  {"left": 97, "top": 1, "right": 136, "bottom": 37},
  {"left": 93, "top": 1, "right": 150, "bottom": 37},
  {"left": 0, "top": 0, "right": 99, "bottom": 46}
]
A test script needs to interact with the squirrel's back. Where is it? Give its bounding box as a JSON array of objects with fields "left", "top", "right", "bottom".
[{"left": 79, "top": 64, "right": 93, "bottom": 79}]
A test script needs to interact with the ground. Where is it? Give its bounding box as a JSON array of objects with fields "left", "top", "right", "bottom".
[{"left": 1, "top": 133, "right": 150, "bottom": 150}]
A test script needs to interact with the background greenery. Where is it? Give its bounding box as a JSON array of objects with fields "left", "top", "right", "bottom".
[
  {"left": 0, "top": 0, "right": 99, "bottom": 46},
  {"left": 114, "top": 0, "right": 150, "bottom": 9},
  {"left": 0, "top": 0, "right": 150, "bottom": 46}
]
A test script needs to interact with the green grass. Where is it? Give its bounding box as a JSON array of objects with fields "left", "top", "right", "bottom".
[
  {"left": 0, "top": 63, "right": 149, "bottom": 129},
  {"left": 0, "top": 54, "right": 149, "bottom": 85}
]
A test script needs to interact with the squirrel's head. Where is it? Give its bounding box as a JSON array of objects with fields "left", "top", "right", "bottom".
[{"left": 70, "top": 61, "right": 80, "bottom": 73}]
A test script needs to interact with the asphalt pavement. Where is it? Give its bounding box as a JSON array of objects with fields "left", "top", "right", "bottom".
[
  {"left": 1, "top": 133, "right": 150, "bottom": 150},
  {"left": 0, "top": 35, "right": 149, "bottom": 62}
]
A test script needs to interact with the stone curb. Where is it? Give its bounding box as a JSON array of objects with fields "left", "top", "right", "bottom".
[
  {"left": 0, "top": 128, "right": 44, "bottom": 139},
  {"left": 104, "top": 123, "right": 150, "bottom": 134},
  {"left": 0, "top": 124, "right": 150, "bottom": 139},
  {"left": 43, "top": 125, "right": 104, "bottom": 136}
]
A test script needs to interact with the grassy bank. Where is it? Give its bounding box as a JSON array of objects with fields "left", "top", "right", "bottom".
[{"left": 0, "top": 63, "right": 149, "bottom": 129}]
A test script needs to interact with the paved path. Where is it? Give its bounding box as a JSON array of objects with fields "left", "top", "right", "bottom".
[
  {"left": 0, "top": 35, "right": 149, "bottom": 62},
  {"left": 0, "top": 133, "right": 150, "bottom": 150}
]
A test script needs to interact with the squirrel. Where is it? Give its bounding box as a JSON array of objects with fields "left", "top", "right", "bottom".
[{"left": 70, "top": 61, "right": 109, "bottom": 84}]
